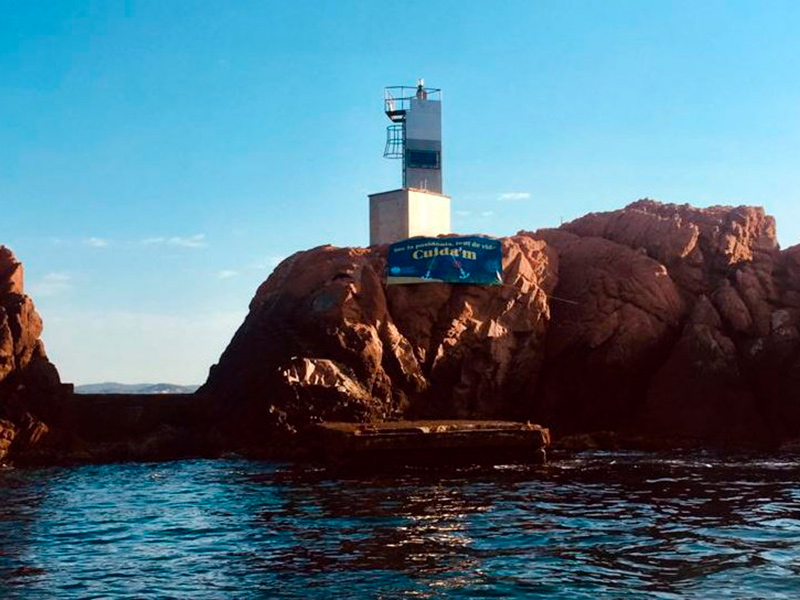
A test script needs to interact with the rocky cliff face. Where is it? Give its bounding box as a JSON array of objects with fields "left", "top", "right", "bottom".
[
  {"left": 530, "top": 200, "right": 787, "bottom": 443},
  {"left": 201, "top": 236, "right": 556, "bottom": 452},
  {"left": 4, "top": 200, "right": 796, "bottom": 460},
  {"left": 0, "top": 247, "right": 65, "bottom": 461},
  {"left": 204, "top": 200, "right": 800, "bottom": 451}
]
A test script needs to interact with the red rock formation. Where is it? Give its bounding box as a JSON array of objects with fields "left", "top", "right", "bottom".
[
  {"left": 526, "top": 200, "right": 793, "bottom": 444},
  {"left": 201, "top": 236, "right": 556, "bottom": 452},
  {"left": 0, "top": 246, "right": 65, "bottom": 461},
  {"left": 561, "top": 199, "right": 778, "bottom": 300},
  {"left": 386, "top": 236, "right": 555, "bottom": 420},
  {"left": 527, "top": 229, "right": 684, "bottom": 434},
  {"left": 201, "top": 199, "right": 800, "bottom": 450},
  {"left": 642, "top": 297, "right": 765, "bottom": 441},
  {"left": 4, "top": 199, "right": 796, "bottom": 462}
]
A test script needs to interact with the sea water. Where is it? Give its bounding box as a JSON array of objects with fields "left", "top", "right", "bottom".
[{"left": 2, "top": 451, "right": 800, "bottom": 599}]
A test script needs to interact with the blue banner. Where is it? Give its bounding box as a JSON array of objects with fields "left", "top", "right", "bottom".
[{"left": 387, "top": 236, "right": 503, "bottom": 285}]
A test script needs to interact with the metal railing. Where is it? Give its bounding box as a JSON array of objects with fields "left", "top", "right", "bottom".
[{"left": 384, "top": 86, "right": 442, "bottom": 115}]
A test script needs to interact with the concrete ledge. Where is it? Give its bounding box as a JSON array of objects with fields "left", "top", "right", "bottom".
[{"left": 309, "top": 420, "right": 550, "bottom": 466}]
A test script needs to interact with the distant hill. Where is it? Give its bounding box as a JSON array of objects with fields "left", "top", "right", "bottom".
[{"left": 74, "top": 382, "right": 199, "bottom": 395}]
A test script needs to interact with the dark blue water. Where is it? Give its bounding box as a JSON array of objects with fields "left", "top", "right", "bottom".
[{"left": 2, "top": 452, "right": 800, "bottom": 599}]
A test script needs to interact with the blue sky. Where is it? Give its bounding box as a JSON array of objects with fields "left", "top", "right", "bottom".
[{"left": 2, "top": 0, "right": 800, "bottom": 384}]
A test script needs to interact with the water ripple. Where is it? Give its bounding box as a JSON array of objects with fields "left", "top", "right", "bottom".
[{"left": 2, "top": 452, "right": 800, "bottom": 597}]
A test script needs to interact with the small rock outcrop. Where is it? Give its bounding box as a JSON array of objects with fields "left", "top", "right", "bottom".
[{"left": 0, "top": 247, "right": 66, "bottom": 461}]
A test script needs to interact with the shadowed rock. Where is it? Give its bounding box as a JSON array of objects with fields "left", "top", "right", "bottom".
[
  {"left": 0, "top": 246, "right": 66, "bottom": 461},
  {"left": 8, "top": 198, "right": 800, "bottom": 462},
  {"left": 204, "top": 199, "right": 800, "bottom": 452},
  {"left": 526, "top": 200, "right": 794, "bottom": 444},
  {"left": 200, "top": 236, "right": 556, "bottom": 453},
  {"left": 526, "top": 229, "right": 684, "bottom": 435}
]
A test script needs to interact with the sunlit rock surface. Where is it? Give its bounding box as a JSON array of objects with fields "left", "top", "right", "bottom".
[
  {"left": 201, "top": 236, "right": 556, "bottom": 452},
  {"left": 7, "top": 199, "right": 800, "bottom": 462},
  {"left": 204, "top": 199, "right": 800, "bottom": 451}
]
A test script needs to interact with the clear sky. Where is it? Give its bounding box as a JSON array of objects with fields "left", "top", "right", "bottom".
[{"left": 2, "top": 1, "right": 800, "bottom": 384}]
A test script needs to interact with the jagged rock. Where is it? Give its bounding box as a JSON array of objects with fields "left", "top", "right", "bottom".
[
  {"left": 278, "top": 357, "right": 383, "bottom": 423},
  {"left": 643, "top": 297, "right": 765, "bottom": 441},
  {"left": 778, "top": 245, "right": 800, "bottom": 308},
  {"left": 0, "top": 418, "right": 16, "bottom": 461},
  {"left": 0, "top": 247, "right": 24, "bottom": 296},
  {"left": 529, "top": 200, "right": 800, "bottom": 445},
  {"left": 0, "top": 294, "right": 43, "bottom": 377},
  {"left": 201, "top": 200, "right": 800, "bottom": 451},
  {"left": 201, "top": 236, "right": 556, "bottom": 452},
  {"left": 0, "top": 246, "right": 63, "bottom": 461},
  {"left": 387, "top": 235, "right": 555, "bottom": 419},
  {"left": 8, "top": 198, "right": 800, "bottom": 463},
  {"left": 713, "top": 280, "right": 753, "bottom": 333},
  {"left": 560, "top": 202, "right": 700, "bottom": 266},
  {"left": 203, "top": 244, "right": 408, "bottom": 449},
  {"left": 526, "top": 229, "right": 684, "bottom": 434},
  {"left": 562, "top": 199, "right": 779, "bottom": 299}
]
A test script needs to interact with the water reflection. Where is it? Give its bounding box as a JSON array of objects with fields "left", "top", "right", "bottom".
[
  {"left": 234, "top": 468, "right": 495, "bottom": 596},
  {"left": 2, "top": 453, "right": 800, "bottom": 598}
]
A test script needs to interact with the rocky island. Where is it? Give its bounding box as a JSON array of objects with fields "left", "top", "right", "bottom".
[{"left": 2, "top": 199, "right": 800, "bottom": 464}]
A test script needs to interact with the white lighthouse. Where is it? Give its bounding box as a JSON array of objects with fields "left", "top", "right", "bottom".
[{"left": 369, "top": 79, "right": 451, "bottom": 246}]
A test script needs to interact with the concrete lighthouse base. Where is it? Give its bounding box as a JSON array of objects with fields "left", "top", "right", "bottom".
[{"left": 369, "top": 188, "right": 451, "bottom": 246}]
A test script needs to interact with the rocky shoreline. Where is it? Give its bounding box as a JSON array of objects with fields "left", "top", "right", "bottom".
[{"left": 3, "top": 199, "right": 800, "bottom": 465}]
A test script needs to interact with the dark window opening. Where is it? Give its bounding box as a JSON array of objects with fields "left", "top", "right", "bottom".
[{"left": 406, "top": 149, "right": 440, "bottom": 169}]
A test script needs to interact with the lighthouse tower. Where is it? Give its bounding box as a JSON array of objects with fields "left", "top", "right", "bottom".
[{"left": 369, "top": 79, "right": 451, "bottom": 245}]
